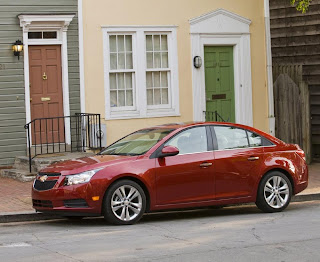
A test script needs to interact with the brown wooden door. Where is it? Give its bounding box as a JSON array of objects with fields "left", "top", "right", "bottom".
[{"left": 29, "top": 45, "right": 65, "bottom": 144}]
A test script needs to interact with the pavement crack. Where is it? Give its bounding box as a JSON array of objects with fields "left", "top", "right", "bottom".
[{"left": 251, "top": 227, "right": 262, "bottom": 241}]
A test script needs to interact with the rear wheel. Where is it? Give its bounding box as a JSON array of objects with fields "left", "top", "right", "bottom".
[
  {"left": 103, "top": 180, "right": 146, "bottom": 225},
  {"left": 256, "top": 171, "right": 292, "bottom": 213}
]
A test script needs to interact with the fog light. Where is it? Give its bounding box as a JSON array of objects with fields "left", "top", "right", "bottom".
[{"left": 92, "top": 196, "right": 100, "bottom": 201}]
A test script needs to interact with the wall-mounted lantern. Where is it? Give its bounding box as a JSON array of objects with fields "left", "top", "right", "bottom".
[
  {"left": 193, "top": 56, "right": 202, "bottom": 69},
  {"left": 12, "top": 40, "right": 23, "bottom": 60}
]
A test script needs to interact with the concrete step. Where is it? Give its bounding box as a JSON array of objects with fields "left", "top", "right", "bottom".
[{"left": 0, "top": 169, "right": 36, "bottom": 182}]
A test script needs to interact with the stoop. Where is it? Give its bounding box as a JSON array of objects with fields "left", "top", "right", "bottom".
[{"left": 0, "top": 152, "right": 95, "bottom": 182}]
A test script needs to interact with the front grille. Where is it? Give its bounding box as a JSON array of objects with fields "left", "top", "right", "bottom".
[
  {"left": 64, "top": 199, "right": 89, "bottom": 208},
  {"left": 34, "top": 179, "right": 57, "bottom": 191},
  {"left": 33, "top": 199, "right": 53, "bottom": 208}
]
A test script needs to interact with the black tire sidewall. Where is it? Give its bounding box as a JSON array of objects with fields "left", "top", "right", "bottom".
[
  {"left": 103, "top": 180, "right": 146, "bottom": 225},
  {"left": 256, "top": 171, "right": 292, "bottom": 213}
]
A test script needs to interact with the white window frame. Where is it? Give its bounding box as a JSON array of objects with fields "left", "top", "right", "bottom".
[{"left": 102, "top": 26, "right": 180, "bottom": 120}]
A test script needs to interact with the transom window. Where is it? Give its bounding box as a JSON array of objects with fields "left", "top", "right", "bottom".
[
  {"left": 28, "top": 31, "right": 57, "bottom": 39},
  {"left": 103, "top": 26, "right": 179, "bottom": 120}
]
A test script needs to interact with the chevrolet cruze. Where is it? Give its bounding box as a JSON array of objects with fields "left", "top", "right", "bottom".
[{"left": 32, "top": 122, "right": 308, "bottom": 224}]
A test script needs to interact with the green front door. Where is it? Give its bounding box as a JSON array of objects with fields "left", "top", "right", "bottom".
[{"left": 204, "top": 46, "right": 235, "bottom": 122}]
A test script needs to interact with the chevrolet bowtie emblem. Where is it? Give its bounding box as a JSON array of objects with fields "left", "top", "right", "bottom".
[{"left": 39, "top": 175, "right": 48, "bottom": 183}]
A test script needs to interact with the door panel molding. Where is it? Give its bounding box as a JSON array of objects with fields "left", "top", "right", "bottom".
[{"left": 190, "top": 9, "right": 253, "bottom": 126}]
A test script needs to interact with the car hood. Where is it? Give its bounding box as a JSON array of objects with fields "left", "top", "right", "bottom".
[{"left": 40, "top": 154, "right": 137, "bottom": 175}]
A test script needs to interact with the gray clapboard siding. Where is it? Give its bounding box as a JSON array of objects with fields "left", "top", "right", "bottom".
[{"left": 0, "top": 0, "right": 80, "bottom": 166}]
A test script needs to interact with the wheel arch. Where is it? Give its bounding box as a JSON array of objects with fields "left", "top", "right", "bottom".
[{"left": 256, "top": 168, "right": 295, "bottom": 198}]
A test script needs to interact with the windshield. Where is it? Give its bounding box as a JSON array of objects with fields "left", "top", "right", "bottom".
[{"left": 99, "top": 128, "right": 174, "bottom": 156}]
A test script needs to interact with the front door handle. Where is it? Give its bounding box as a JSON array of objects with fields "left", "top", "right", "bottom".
[
  {"left": 248, "top": 156, "right": 259, "bottom": 161},
  {"left": 200, "top": 162, "right": 212, "bottom": 168}
]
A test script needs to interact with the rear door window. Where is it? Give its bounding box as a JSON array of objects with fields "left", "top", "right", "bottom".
[{"left": 214, "top": 126, "right": 249, "bottom": 150}]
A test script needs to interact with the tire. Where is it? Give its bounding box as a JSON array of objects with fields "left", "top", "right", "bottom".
[
  {"left": 256, "top": 171, "right": 292, "bottom": 213},
  {"left": 103, "top": 180, "right": 146, "bottom": 225}
]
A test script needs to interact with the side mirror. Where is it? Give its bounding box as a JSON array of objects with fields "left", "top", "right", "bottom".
[{"left": 159, "top": 146, "right": 179, "bottom": 158}]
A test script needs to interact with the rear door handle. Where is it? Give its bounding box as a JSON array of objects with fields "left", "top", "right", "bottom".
[
  {"left": 200, "top": 162, "right": 212, "bottom": 168},
  {"left": 247, "top": 156, "right": 259, "bottom": 161}
]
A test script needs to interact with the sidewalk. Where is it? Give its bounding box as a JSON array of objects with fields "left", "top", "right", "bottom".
[{"left": 0, "top": 163, "right": 319, "bottom": 222}]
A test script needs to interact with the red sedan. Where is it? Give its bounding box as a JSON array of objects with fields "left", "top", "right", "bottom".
[{"left": 32, "top": 122, "right": 308, "bottom": 224}]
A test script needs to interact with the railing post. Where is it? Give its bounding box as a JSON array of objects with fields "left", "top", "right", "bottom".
[
  {"left": 99, "top": 114, "right": 102, "bottom": 149},
  {"left": 24, "top": 124, "right": 32, "bottom": 173}
]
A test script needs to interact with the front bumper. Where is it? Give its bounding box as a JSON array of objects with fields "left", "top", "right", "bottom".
[{"left": 32, "top": 175, "right": 105, "bottom": 216}]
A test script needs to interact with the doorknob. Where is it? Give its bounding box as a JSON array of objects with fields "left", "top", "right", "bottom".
[
  {"left": 247, "top": 156, "right": 259, "bottom": 161},
  {"left": 200, "top": 162, "right": 212, "bottom": 168},
  {"left": 42, "top": 72, "right": 47, "bottom": 80}
]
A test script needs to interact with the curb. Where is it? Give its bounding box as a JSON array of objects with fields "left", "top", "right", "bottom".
[{"left": 1, "top": 193, "right": 319, "bottom": 224}]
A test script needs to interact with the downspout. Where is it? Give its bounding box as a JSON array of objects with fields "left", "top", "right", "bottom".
[
  {"left": 78, "top": 0, "right": 86, "bottom": 113},
  {"left": 264, "top": 0, "right": 275, "bottom": 135}
]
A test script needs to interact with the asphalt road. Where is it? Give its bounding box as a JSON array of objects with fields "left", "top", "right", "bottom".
[{"left": 1, "top": 201, "right": 320, "bottom": 262}]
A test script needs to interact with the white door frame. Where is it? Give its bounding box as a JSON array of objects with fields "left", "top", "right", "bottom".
[
  {"left": 19, "top": 15, "right": 74, "bottom": 145},
  {"left": 190, "top": 9, "right": 253, "bottom": 126}
]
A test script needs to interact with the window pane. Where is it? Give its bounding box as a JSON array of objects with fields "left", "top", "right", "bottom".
[
  {"left": 118, "top": 35, "right": 124, "bottom": 52},
  {"left": 43, "top": 31, "right": 57, "bottom": 39},
  {"left": 146, "top": 52, "right": 153, "bottom": 68},
  {"left": 146, "top": 35, "right": 153, "bottom": 51},
  {"left": 126, "top": 90, "right": 133, "bottom": 106},
  {"left": 165, "top": 127, "right": 208, "bottom": 155},
  {"left": 161, "top": 35, "right": 168, "bottom": 51},
  {"left": 118, "top": 53, "right": 125, "bottom": 69},
  {"left": 110, "top": 91, "right": 117, "bottom": 107},
  {"left": 118, "top": 73, "right": 125, "bottom": 89},
  {"left": 118, "top": 90, "right": 125, "bottom": 106},
  {"left": 214, "top": 126, "right": 249, "bottom": 150},
  {"left": 110, "top": 36, "right": 117, "bottom": 52},
  {"left": 125, "top": 73, "right": 132, "bottom": 89},
  {"left": 153, "top": 35, "right": 160, "bottom": 51},
  {"left": 247, "top": 131, "right": 262, "bottom": 147},
  {"left": 28, "top": 32, "right": 42, "bottom": 39},
  {"left": 154, "top": 88, "right": 161, "bottom": 105},
  {"left": 126, "top": 53, "right": 133, "bottom": 69},
  {"left": 161, "top": 52, "right": 168, "bottom": 68},
  {"left": 154, "top": 52, "right": 161, "bottom": 68},
  {"left": 147, "top": 89, "right": 153, "bottom": 105},
  {"left": 146, "top": 72, "right": 152, "bottom": 88},
  {"left": 109, "top": 74, "right": 117, "bottom": 89},
  {"left": 110, "top": 53, "right": 117, "bottom": 69},
  {"left": 125, "top": 35, "right": 132, "bottom": 51},
  {"left": 154, "top": 72, "right": 160, "bottom": 87},
  {"left": 162, "top": 88, "right": 169, "bottom": 104},
  {"left": 160, "top": 72, "right": 168, "bottom": 87}
]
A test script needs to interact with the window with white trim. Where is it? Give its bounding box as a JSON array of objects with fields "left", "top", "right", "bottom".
[{"left": 103, "top": 26, "right": 179, "bottom": 120}]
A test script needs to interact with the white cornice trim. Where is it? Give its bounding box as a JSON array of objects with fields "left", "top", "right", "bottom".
[
  {"left": 189, "top": 8, "right": 251, "bottom": 26},
  {"left": 19, "top": 14, "right": 75, "bottom": 29}
]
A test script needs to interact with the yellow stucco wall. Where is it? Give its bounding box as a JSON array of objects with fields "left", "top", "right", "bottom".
[{"left": 82, "top": 0, "right": 269, "bottom": 145}]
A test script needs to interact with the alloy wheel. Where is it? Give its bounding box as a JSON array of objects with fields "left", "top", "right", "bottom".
[
  {"left": 264, "top": 176, "right": 290, "bottom": 209},
  {"left": 111, "top": 185, "right": 143, "bottom": 222}
]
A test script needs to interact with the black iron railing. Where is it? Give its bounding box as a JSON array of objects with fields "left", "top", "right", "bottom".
[
  {"left": 24, "top": 113, "right": 102, "bottom": 172},
  {"left": 204, "top": 111, "right": 227, "bottom": 122}
]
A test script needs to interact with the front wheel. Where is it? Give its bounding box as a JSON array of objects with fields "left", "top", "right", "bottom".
[
  {"left": 256, "top": 171, "right": 292, "bottom": 213},
  {"left": 103, "top": 180, "right": 146, "bottom": 225}
]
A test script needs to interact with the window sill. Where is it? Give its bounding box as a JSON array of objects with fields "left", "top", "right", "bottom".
[{"left": 106, "top": 109, "right": 180, "bottom": 120}]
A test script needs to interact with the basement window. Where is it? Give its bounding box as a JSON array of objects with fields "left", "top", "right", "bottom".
[{"left": 28, "top": 31, "right": 57, "bottom": 39}]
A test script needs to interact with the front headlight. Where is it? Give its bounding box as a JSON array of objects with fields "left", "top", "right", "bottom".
[{"left": 64, "top": 168, "right": 102, "bottom": 186}]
